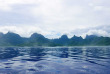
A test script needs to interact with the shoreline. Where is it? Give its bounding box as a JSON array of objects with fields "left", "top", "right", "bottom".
[{"left": 0, "top": 46, "right": 110, "bottom": 48}]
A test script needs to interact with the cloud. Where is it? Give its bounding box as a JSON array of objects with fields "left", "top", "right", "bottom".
[
  {"left": 0, "top": 0, "right": 110, "bottom": 38},
  {"left": 0, "top": 25, "right": 42, "bottom": 37},
  {"left": 0, "top": 25, "right": 109, "bottom": 39},
  {"left": 87, "top": 30, "right": 110, "bottom": 37}
]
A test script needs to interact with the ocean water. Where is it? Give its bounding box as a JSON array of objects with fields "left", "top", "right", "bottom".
[{"left": 0, "top": 47, "right": 110, "bottom": 74}]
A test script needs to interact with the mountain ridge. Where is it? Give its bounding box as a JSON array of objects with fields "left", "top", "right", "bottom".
[{"left": 0, "top": 32, "right": 110, "bottom": 46}]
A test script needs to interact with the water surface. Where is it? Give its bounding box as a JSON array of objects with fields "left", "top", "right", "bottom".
[{"left": 0, "top": 46, "right": 110, "bottom": 74}]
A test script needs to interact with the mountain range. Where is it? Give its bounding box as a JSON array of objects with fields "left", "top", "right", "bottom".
[{"left": 0, "top": 32, "right": 110, "bottom": 46}]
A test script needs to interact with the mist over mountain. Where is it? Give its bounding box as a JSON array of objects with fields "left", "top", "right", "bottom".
[{"left": 0, "top": 32, "right": 110, "bottom": 46}]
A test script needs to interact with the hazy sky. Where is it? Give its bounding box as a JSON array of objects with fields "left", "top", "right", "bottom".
[{"left": 0, "top": 0, "right": 110, "bottom": 38}]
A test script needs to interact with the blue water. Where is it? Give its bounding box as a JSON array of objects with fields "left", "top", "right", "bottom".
[{"left": 0, "top": 47, "right": 110, "bottom": 74}]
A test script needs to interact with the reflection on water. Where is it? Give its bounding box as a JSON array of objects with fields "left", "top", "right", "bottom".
[{"left": 0, "top": 47, "right": 110, "bottom": 74}]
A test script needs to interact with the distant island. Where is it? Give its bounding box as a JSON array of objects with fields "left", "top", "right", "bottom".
[{"left": 0, "top": 32, "right": 110, "bottom": 46}]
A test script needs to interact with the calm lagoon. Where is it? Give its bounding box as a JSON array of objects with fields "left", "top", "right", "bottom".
[{"left": 0, "top": 46, "right": 110, "bottom": 74}]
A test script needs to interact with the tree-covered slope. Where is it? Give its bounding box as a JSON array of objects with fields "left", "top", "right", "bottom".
[{"left": 0, "top": 32, "right": 110, "bottom": 46}]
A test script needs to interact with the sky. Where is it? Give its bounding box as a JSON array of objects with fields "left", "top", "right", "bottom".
[{"left": 0, "top": 0, "right": 110, "bottom": 38}]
